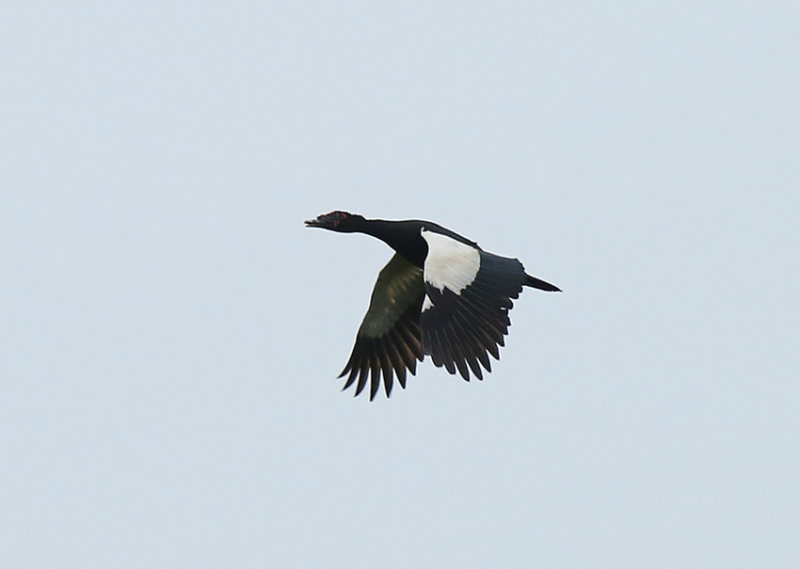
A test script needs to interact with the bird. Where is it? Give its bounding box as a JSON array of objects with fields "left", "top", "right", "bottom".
[{"left": 305, "top": 210, "right": 560, "bottom": 399}]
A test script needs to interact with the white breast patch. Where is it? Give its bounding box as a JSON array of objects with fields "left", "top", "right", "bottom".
[{"left": 421, "top": 228, "right": 481, "bottom": 294}]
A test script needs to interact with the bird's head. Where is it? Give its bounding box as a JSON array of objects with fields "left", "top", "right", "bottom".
[{"left": 305, "top": 211, "right": 366, "bottom": 232}]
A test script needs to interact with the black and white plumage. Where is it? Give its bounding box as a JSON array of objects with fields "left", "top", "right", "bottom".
[{"left": 305, "top": 211, "right": 560, "bottom": 399}]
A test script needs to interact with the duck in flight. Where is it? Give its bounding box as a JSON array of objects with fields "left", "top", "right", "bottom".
[{"left": 305, "top": 211, "right": 560, "bottom": 399}]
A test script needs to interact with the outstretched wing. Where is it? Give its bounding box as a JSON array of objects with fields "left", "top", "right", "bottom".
[
  {"left": 339, "top": 253, "right": 425, "bottom": 399},
  {"left": 419, "top": 229, "right": 526, "bottom": 381}
]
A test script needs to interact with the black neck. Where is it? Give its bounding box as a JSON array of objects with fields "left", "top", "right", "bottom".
[{"left": 358, "top": 219, "right": 428, "bottom": 268}]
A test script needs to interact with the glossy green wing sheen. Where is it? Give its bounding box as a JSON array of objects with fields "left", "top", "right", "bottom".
[
  {"left": 358, "top": 254, "right": 424, "bottom": 338},
  {"left": 340, "top": 254, "right": 426, "bottom": 399}
]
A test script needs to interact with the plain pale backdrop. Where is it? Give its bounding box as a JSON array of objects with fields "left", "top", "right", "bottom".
[{"left": 2, "top": 2, "right": 798, "bottom": 568}]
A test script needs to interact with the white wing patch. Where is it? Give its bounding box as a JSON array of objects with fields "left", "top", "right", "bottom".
[
  {"left": 422, "top": 294, "right": 434, "bottom": 312},
  {"left": 421, "top": 229, "right": 481, "bottom": 293}
]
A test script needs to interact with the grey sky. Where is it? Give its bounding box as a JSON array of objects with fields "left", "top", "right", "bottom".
[{"left": 2, "top": 3, "right": 798, "bottom": 568}]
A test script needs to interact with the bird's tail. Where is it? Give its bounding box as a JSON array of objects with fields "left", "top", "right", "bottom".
[{"left": 524, "top": 273, "right": 561, "bottom": 292}]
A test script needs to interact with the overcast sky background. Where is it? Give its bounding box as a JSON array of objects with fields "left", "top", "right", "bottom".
[{"left": 2, "top": 3, "right": 799, "bottom": 568}]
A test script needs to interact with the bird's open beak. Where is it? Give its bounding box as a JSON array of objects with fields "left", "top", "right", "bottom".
[{"left": 305, "top": 211, "right": 348, "bottom": 229}]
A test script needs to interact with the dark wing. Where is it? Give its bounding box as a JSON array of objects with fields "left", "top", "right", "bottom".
[
  {"left": 420, "top": 251, "right": 526, "bottom": 381},
  {"left": 339, "top": 253, "right": 425, "bottom": 399}
]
